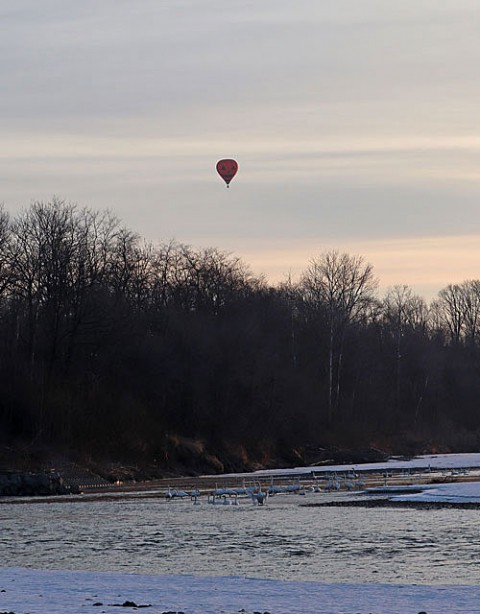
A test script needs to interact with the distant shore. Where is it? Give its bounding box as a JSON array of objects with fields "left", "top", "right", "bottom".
[
  {"left": 4, "top": 451, "right": 480, "bottom": 503},
  {"left": 305, "top": 498, "right": 480, "bottom": 509}
]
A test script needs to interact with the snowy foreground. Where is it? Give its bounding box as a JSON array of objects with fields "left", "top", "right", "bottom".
[{"left": 2, "top": 567, "right": 480, "bottom": 614}]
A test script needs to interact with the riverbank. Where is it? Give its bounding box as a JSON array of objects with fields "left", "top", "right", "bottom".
[
  {"left": 0, "top": 443, "right": 391, "bottom": 493},
  {"left": 4, "top": 450, "right": 480, "bottom": 500}
]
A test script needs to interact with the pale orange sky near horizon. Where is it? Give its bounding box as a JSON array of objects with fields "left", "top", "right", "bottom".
[{"left": 234, "top": 234, "right": 480, "bottom": 302}]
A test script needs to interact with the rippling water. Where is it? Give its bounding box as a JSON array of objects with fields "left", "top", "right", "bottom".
[{"left": 1, "top": 491, "right": 479, "bottom": 584}]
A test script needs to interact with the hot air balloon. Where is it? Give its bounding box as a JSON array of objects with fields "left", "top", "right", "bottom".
[{"left": 216, "top": 159, "right": 238, "bottom": 188}]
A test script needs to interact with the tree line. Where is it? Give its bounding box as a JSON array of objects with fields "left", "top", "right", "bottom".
[{"left": 1, "top": 199, "right": 480, "bottom": 471}]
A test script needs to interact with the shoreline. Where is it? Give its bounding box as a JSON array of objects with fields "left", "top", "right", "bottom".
[
  {"left": 4, "top": 451, "right": 480, "bottom": 505},
  {"left": 4, "top": 483, "right": 480, "bottom": 508},
  {"left": 305, "top": 498, "right": 480, "bottom": 509}
]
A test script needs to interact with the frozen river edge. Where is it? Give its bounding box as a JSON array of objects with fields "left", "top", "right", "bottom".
[{"left": 2, "top": 567, "right": 480, "bottom": 614}]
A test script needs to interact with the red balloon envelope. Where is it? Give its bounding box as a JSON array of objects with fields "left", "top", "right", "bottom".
[{"left": 216, "top": 159, "right": 238, "bottom": 187}]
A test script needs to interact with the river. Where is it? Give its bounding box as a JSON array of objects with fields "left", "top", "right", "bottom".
[{"left": 1, "top": 489, "right": 479, "bottom": 585}]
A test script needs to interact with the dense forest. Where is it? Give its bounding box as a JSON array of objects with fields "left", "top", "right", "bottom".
[{"left": 1, "top": 199, "right": 480, "bottom": 475}]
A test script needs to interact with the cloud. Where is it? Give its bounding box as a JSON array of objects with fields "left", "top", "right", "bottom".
[{"left": 2, "top": 1, "right": 480, "bottom": 303}]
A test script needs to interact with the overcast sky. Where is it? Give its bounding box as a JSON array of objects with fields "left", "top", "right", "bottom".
[{"left": 3, "top": 1, "right": 480, "bottom": 299}]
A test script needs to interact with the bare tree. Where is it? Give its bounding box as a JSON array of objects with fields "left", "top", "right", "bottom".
[
  {"left": 432, "top": 283, "right": 468, "bottom": 345},
  {"left": 431, "top": 280, "right": 480, "bottom": 347},
  {"left": 460, "top": 280, "right": 480, "bottom": 346},
  {"left": 381, "top": 285, "right": 429, "bottom": 422},
  {"left": 300, "top": 250, "right": 377, "bottom": 423},
  {"left": 171, "top": 245, "right": 258, "bottom": 314},
  {"left": 0, "top": 205, "right": 11, "bottom": 296}
]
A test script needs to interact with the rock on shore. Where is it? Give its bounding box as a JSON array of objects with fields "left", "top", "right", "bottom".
[{"left": 0, "top": 471, "right": 73, "bottom": 496}]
